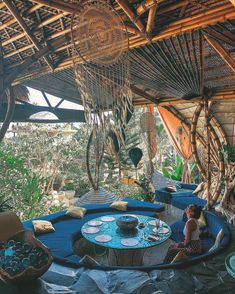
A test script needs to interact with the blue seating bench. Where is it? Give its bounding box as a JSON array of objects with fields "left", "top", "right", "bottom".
[
  {"left": 155, "top": 183, "right": 207, "bottom": 209},
  {"left": 23, "top": 198, "right": 165, "bottom": 269},
  {"left": 23, "top": 197, "right": 230, "bottom": 271}
]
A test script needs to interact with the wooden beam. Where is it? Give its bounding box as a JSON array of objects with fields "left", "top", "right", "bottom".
[
  {"left": 3, "top": 37, "right": 64, "bottom": 93},
  {"left": 31, "top": 0, "right": 77, "bottom": 13},
  {"left": 3, "top": 0, "right": 55, "bottom": 70},
  {"left": 179, "top": 3, "right": 188, "bottom": 19},
  {"left": 116, "top": 0, "right": 145, "bottom": 34},
  {"left": 0, "top": 38, "right": 4, "bottom": 95},
  {"left": 146, "top": 6, "right": 157, "bottom": 36},
  {"left": 0, "top": 4, "right": 43, "bottom": 31},
  {"left": 204, "top": 34, "right": 235, "bottom": 72},
  {"left": 229, "top": 1, "right": 235, "bottom": 6},
  {"left": 204, "top": 27, "right": 235, "bottom": 47},
  {"left": 130, "top": 85, "right": 158, "bottom": 104}
]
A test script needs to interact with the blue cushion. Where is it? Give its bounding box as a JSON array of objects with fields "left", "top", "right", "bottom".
[
  {"left": 180, "top": 183, "right": 198, "bottom": 190},
  {"left": 171, "top": 196, "right": 206, "bottom": 210},
  {"left": 123, "top": 198, "right": 165, "bottom": 212}
]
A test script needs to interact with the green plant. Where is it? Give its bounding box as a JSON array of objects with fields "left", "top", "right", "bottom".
[
  {"left": 162, "top": 155, "right": 198, "bottom": 182},
  {"left": 162, "top": 154, "right": 183, "bottom": 181},
  {"left": 134, "top": 174, "right": 155, "bottom": 203}
]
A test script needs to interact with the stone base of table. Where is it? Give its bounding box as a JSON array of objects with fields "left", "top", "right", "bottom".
[{"left": 108, "top": 248, "right": 145, "bottom": 266}]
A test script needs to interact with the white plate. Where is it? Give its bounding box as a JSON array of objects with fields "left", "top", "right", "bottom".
[
  {"left": 87, "top": 220, "right": 103, "bottom": 226},
  {"left": 148, "top": 219, "right": 164, "bottom": 226},
  {"left": 153, "top": 227, "right": 169, "bottom": 234},
  {"left": 95, "top": 234, "right": 112, "bottom": 243},
  {"left": 121, "top": 238, "right": 139, "bottom": 247},
  {"left": 101, "top": 216, "right": 115, "bottom": 222},
  {"left": 148, "top": 220, "right": 157, "bottom": 226},
  {"left": 83, "top": 227, "right": 100, "bottom": 234}
]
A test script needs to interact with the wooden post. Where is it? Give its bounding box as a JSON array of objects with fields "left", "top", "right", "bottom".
[
  {"left": 204, "top": 97, "right": 212, "bottom": 208},
  {"left": 190, "top": 102, "right": 206, "bottom": 179},
  {"left": 0, "top": 37, "right": 4, "bottom": 97}
]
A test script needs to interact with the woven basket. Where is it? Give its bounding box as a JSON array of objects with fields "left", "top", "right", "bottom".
[{"left": 0, "top": 230, "right": 53, "bottom": 283}]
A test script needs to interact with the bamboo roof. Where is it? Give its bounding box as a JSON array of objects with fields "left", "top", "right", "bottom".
[{"left": 1, "top": 1, "right": 235, "bottom": 140}]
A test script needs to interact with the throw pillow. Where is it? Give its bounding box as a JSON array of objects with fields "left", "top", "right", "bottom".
[
  {"left": 193, "top": 182, "right": 205, "bottom": 195},
  {"left": 198, "top": 211, "right": 207, "bottom": 228},
  {"left": 110, "top": 201, "right": 128, "bottom": 211},
  {"left": 209, "top": 228, "right": 224, "bottom": 252},
  {"left": 32, "top": 220, "right": 55, "bottom": 234},
  {"left": 66, "top": 207, "right": 86, "bottom": 218},
  {"left": 165, "top": 185, "right": 177, "bottom": 192},
  {"left": 171, "top": 250, "right": 188, "bottom": 263}
]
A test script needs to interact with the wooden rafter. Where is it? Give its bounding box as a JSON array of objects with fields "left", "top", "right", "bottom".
[
  {"left": 205, "top": 27, "right": 235, "bottom": 47},
  {"left": 31, "top": 0, "right": 76, "bottom": 13},
  {"left": 204, "top": 34, "right": 235, "bottom": 72},
  {"left": 146, "top": 5, "right": 157, "bottom": 36},
  {"left": 130, "top": 85, "right": 158, "bottom": 104},
  {"left": 4, "top": 36, "right": 64, "bottom": 92},
  {"left": 116, "top": 0, "right": 145, "bottom": 34},
  {"left": 179, "top": 2, "right": 189, "bottom": 19},
  {"left": 3, "top": 0, "right": 55, "bottom": 70}
]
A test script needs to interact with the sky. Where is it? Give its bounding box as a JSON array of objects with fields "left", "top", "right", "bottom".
[{"left": 28, "top": 87, "right": 84, "bottom": 110}]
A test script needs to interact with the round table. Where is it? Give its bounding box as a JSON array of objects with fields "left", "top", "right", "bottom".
[{"left": 81, "top": 214, "right": 171, "bottom": 266}]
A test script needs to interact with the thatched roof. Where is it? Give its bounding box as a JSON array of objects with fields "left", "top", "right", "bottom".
[{"left": 1, "top": 0, "right": 235, "bottom": 144}]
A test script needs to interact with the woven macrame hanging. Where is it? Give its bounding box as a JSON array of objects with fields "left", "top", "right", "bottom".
[{"left": 71, "top": 0, "right": 132, "bottom": 189}]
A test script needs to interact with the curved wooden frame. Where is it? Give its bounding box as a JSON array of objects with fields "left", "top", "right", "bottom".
[{"left": 0, "top": 87, "right": 15, "bottom": 142}]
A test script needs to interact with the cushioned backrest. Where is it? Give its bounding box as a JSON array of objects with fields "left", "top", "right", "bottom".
[{"left": 204, "top": 212, "right": 226, "bottom": 239}]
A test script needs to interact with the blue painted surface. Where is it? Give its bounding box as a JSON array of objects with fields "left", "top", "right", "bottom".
[{"left": 81, "top": 214, "right": 171, "bottom": 250}]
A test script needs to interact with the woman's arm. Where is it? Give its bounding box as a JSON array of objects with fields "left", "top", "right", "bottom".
[{"left": 184, "top": 219, "right": 197, "bottom": 246}]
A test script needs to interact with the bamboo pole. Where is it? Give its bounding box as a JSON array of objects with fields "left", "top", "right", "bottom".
[
  {"left": 204, "top": 98, "right": 212, "bottom": 207},
  {"left": 116, "top": 0, "right": 145, "bottom": 33},
  {"left": 0, "top": 38, "right": 3, "bottom": 95},
  {"left": 146, "top": 6, "right": 157, "bottom": 36},
  {"left": 0, "top": 87, "right": 15, "bottom": 142},
  {"left": 0, "top": 3, "right": 44, "bottom": 31},
  {"left": 204, "top": 34, "right": 235, "bottom": 72},
  {"left": 3, "top": 37, "right": 64, "bottom": 93},
  {"left": 136, "top": 0, "right": 185, "bottom": 16},
  {"left": 3, "top": 0, "right": 54, "bottom": 70},
  {"left": 204, "top": 27, "right": 235, "bottom": 47},
  {"left": 31, "top": 0, "right": 77, "bottom": 13},
  {"left": 3, "top": 5, "right": 235, "bottom": 61},
  {"left": 190, "top": 102, "right": 206, "bottom": 179}
]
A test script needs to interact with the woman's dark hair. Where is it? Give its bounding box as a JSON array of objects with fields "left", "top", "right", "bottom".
[{"left": 188, "top": 204, "right": 201, "bottom": 219}]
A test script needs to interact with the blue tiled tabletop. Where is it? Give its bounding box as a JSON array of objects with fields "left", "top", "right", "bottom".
[{"left": 81, "top": 214, "right": 171, "bottom": 250}]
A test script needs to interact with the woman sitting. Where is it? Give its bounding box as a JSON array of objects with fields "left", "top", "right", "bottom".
[{"left": 164, "top": 204, "right": 202, "bottom": 263}]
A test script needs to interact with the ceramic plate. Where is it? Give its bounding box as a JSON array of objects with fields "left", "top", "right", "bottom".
[
  {"left": 121, "top": 238, "right": 139, "bottom": 247},
  {"left": 95, "top": 234, "right": 112, "bottom": 243},
  {"left": 101, "top": 216, "right": 115, "bottom": 222},
  {"left": 155, "top": 227, "right": 169, "bottom": 234},
  {"left": 148, "top": 220, "right": 157, "bottom": 226},
  {"left": 83, "top": 227, "right": 100, "bottom": 234},
  {"left": 87, "top": 220, "right": 103, "bottom": 226}
]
